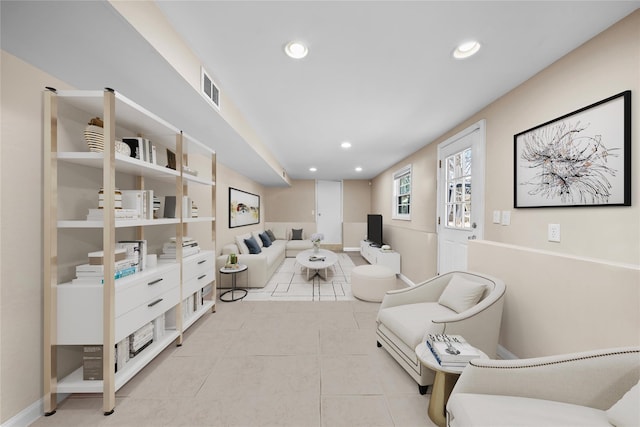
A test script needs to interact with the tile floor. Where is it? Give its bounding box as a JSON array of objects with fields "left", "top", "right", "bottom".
[{"left": 32, "top": 255, "right": 434, "bottom": 427}]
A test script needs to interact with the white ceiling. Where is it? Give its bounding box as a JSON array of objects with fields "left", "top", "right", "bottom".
[{"left": 2, "top": 1, "right": 638, "bottom": 186}]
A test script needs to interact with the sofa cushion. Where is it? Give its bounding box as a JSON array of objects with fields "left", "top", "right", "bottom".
[
  {"left": 291, "top": 228, "right": 303, "bottom": 240},
  {"left": 378, "top": 302, "right": 456, "bottom": 348},
  {"left": 244, "top": 236, "right": 262, "bottom": 254},
  {"left": 235, "top": 233, "right": 252, "bottom": 255},
  {"left": 438, "top": 275, "right": 486, "bottom": 313},
  {"left": 266, "top": 229, "right": 277, "bottom": 242},
  {"left": 251, "top": 231, "right": 265, "bottom": 248},
  {"left": 607, "top": 381, "right": 639, "bottom": 427},
  {"left": 447, "top": 393, "right": 611, "bottom": 427},
  {"left": 259, "top": 232, "right": 272, "bottom": 247}
]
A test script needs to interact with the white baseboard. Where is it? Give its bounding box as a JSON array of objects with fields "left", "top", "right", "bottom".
[
  {"left": 343, "top": 247, "right": 360, "bottom": 252},
  {"left": 1, "top": 394, "right": 69, "bottom": 427},
  {"left": 497, "top": 345, "right": 519, "bottom": 360}
]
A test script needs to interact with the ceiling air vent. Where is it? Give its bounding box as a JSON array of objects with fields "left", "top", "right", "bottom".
[{"left": 201, "top": 67, "right": 220, "bottom": 110}]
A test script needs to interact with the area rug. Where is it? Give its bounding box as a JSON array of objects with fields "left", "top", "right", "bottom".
[{"left": 242, "top": 253, "right": 356, "bottom": 301}]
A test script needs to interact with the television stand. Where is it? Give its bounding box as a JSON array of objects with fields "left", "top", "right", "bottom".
[{"left": 360, "top": 240, "right": 400, "bottom": 274}]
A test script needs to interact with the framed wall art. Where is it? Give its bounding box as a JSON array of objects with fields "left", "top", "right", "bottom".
[
  {"left": 514, "top": 90, "right": 631, "bottom": 208},
  {"left": 229, "top": 187, "right": 260, "bottom": 228}
]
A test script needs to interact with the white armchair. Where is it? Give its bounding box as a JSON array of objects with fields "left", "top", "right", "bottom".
[
  {"left": 447, "top": 347, "right": 640, "bottom": 427},
  {"left": 376, "top": 271, "right": 505, "bottom": 394}
]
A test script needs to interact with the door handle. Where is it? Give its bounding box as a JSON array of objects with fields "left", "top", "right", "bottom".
[{"left": 468, "top": 235, "right": 477, "bottom": 240}]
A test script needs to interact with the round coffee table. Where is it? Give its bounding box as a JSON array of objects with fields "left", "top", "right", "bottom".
[
  {"left": 295, "top": 249, "right": 338, "bottom": 280},
  {"left": 415, "top": 342, "right": 488, "bottom": 427},
  {"left": 219, "top": 264, "right": 248, "bottom": 302}
]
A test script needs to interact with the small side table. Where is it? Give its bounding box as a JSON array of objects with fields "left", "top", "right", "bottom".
[
  {"left": 415, "top": 342, "right": 488, "bottom": 427},
  {"left": 219, "top": 264, "right": 248, "bottom": 302}
]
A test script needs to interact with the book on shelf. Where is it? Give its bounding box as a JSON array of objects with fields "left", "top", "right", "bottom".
[
  {"left": 70, "top": 266, "right": 137, "bottom": 284},
  {"left": 75, "top": 259, "right": 137, "bottom": 276},
  {"left": 122, "top": 137, "right": 154, "bottom": 163},
  {"left": 120, "top": 190, "right": 154, "bottom": 220},
  {"left": 117, "top": 240, "right": 147, "bottom": 272},
  {"left": 87, "top": 208, "right": 139, "bottom": 221},
  {"left": 88, "top": 248, "right": 127, "bottom": 265},
  {"left": 159, "top": 245, "right": 200, "bottom": 259},
  {"left": 426, "top": 334, "right": 481, "bottom": 366}
]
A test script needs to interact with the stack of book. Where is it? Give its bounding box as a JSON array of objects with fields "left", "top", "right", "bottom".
[
  {"left": 116, "top": 240, "right": 147, "bottom": 272},
  {"left": 129, "top": 323, "right": 154, "bottom": 358},
  {"left": 72, "top": 248, "right": 137, "bottom": 284},
  {"left": 425, "top": 334, "right": 481, "bottom": 368},
  {"left": 159, "top": 237, "right": 200, "bottom": 259}
]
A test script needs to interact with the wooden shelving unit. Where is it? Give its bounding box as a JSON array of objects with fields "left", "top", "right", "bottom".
[{"left": 42, "top": 88, "right": 217, "bottom": 416}]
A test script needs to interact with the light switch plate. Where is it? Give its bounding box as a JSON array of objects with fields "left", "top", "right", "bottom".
[
  {"left": 492, "top": 211, "right": 501, "bottom": 224},
  {"left": 501, "top": 210, "right": 511, "bottom": 226}
]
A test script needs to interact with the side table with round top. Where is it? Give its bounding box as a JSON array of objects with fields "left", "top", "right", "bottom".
[
  {"left": 415, "top": 342, "right": 488, "bottom": 427},
  {"left": 219, "top": 264, "right": 248, "bottom": 302}
]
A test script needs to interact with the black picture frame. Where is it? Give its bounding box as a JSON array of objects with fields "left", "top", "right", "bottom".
[
  {"left": 229, "top": 187, "right": 260, "bottom": 228},
  {"left": 514, "top": 90, "right": 631, "bottom": 208}
]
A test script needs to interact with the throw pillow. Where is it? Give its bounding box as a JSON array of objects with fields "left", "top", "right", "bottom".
[
  {"left": 234, "top": 233, "right": 252, "bottom": 255},
  {"left": 438, "top": 275, "right": 486, "bottom": 313},
  {"left": 291, "top": 228, "right": 303, "bottom": 240},
  {"left": 251, "top": 231, "right": 264, "bottom": 248},
  {"left": 266, "top": 229, "right": 277, "bottom": 242},
  {"left": 607, "top": 381, "right": 639, "bottom": 427},
  {"left": 244, "top": 236, "right": 262, "bottom": 254},
  {"left": 259, "top": 232, "right": 272, "bottom": 247}
]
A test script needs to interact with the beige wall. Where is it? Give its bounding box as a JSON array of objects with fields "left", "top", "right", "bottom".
[
  {"left": 371, "top": 140, "right": 439, "bottom": 282},
  {"left": 215, "top": 162, "right": 266, "bottom": 250},
  {"left": 371, "top": 10, "right": 640, "bottom": 356},
  {"left": 264, "top": 180, "right": 316, "bottom": 223},
  {"left": 342, "top": 180, "right": 371, "bottom": 248},
  {"left": 264, "top": 179, "right": 373, "bottom": 249},
  {"left": 469, "top": 241, "right": 640, "bottom": 358},
  {"left": 0, "top": 51, "right": 74, "bottom": 424}
]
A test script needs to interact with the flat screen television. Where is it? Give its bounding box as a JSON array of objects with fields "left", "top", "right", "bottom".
[{"left": 367, "top": 214, "right": 383, "bottom": 248}]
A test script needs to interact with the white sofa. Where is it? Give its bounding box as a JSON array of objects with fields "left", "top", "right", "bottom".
[
  {"left": 215, "top": 227, "right": 313, "bottom": 288},
  {"left": 376, "top": 271, "right": 505, "bottom": 394},
  {"left": 447, "top": 346, "right": 640, "bottom": 427}
]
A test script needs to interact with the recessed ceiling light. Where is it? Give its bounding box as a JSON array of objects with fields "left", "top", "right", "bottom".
[
  {"left": 341, "top": 141, "right": 352, "bottom": 149},
  {"left": 355, "top": 167, "right": 363, "bottom": 172},
  {"left": 285, "top": 41, "right": 308, "bottom": 59},
  {"left": 309, "top": 167, "right": 317, "bottom": 172},
  {"left": 453, "top": 40, "right": 481, "bottom": 59}
]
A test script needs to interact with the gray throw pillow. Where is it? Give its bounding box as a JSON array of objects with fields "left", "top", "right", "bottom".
[
  {"left": 291, "top": 228, "right": 303, "bottom": 240},
  {"left": 266, "top": 229, "right": 276, "bottom": 242}
]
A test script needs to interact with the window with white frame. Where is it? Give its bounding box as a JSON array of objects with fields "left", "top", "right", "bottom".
[{"left": 393, "top": 165, "right": 411, "bottom": 220}]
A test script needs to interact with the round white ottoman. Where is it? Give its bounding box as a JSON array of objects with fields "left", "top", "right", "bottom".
[{"left": 351, "top": 265, "right": 396, "bottom": 302}]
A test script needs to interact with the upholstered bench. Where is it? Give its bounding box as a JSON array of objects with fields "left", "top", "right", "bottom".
[{"left": 351, "top": 264, "right": 396, "bottom": 302}]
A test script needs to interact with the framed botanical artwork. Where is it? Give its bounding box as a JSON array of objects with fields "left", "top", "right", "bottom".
[
  {"left": 514, "top": 90, "right": 631, "bottom": 208},
  {"left": 229, "top": 187, "right": 260, "bottom": 228}
]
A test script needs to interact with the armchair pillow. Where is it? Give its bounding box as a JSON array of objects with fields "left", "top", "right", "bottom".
[
  {"left": 244, "top": 236, "right": 262, "bottom": 254},
  {"left": 607, "top": 382, "right": 639, "bottom": 427},
  {"left": 259, "top": 232, "right": 272, "bottom": 248},
  {"left": 291, "top": 228, "right": 303, "bottom": 240},
  {"left": 438, "top": 275, "right": 486, "bottom": 313}
]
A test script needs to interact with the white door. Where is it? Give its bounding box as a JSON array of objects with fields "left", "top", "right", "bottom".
[
  {"left": 437, "top": 120, "right": 486, "bottom": 274},
  {"left": 316, "top": 180, "right": 342, "bottom": 244}
]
